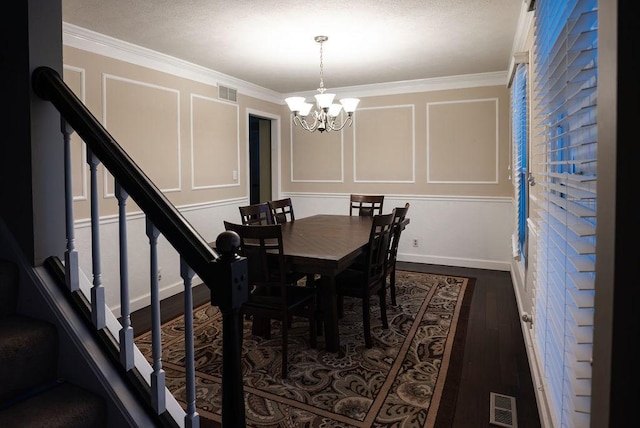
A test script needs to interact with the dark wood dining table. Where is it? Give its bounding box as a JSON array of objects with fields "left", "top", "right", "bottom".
[{"left": 279, "top": 214, "right": 374, "bottom": 352}]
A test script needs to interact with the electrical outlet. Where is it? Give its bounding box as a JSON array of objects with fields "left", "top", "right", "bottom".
[
  {"left": 412, "top": 239, "right": 419, "bottom": 247},
  {"left": 157, "top": 267, "right": 162, "bottom": 282}
]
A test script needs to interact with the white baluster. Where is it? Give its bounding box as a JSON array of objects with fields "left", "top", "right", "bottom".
[
  {"left": 116, "top": 182, "right": 134, "bottom": 370},
  {"left": 146, "top": 218, "right": 165, "bottom": 414}
]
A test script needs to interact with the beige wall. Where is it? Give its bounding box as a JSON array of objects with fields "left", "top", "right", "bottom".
[
  {"left": 283, "top": 87, "right": 512, "bottom": 197},
  {"left": 63, "top": 46, "right": 282, "bottom": 220}
]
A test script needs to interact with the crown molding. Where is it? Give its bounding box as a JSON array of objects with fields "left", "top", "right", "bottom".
[
  {"left": 63, "top": 22, "right": 284, "bottom": 104},
  {"left": 64, "top": 22, "right": 509, "bottom": 105},
  {"left": 284, "top": 71, "right": 508, "bottom": 100}
]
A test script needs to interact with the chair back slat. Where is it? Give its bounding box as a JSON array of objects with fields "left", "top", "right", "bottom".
[
  {"left": 223, "top": 221, "right": 285, "bottom": 293},
  {"left": 388, "top": 203, "right": 410, "bottom": 266},
  {"left": 386, "top": 203, "right": 410, "bottom": 306},
  {"left": 239, "top": 202, "right": 273, "bottom": 225},
  {"left": 268, "top": 198, "right": 295, "bottom": 224},
  {"left": 366, "top": 213, "right": 394, "bottom": 284},
  {"left": 349, "top": 194, "right": 384, "bottom": 216}
]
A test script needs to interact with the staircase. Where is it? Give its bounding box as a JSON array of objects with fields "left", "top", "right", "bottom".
[{"left": 0, "top": 259, "right": 106, "bottom": 427}]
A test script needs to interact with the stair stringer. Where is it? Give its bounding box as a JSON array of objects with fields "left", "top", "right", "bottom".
[{"left": 29, "top": 264, "right": 168, "bottom": 427}]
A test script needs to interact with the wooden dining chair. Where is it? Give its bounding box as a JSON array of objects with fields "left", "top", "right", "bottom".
[
  {"left": 239, "top": 202, "right": 273, "bottom": 225},
  {"left": 268, "top": 198, "right": 295, "bottom": 224},
  {"left": 335, "top": 213, "right": 394, "bottom": 348},
  {"left": 386, "top": 203, "right": 410, "bottom": 306},
  {"left": 223, "top": 221, "right": 317, "bottom": 378},
  {"left": 349, "top": 194, "right": 384, "bottom": 217},
  {"left": 266, "top": 198, "right": 317, "bottom": 289}
]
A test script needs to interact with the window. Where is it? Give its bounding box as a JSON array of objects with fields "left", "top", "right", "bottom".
[
  {"left": 511, "top": 63, "right": 528, "bottom": 263},
  {"left": 530, "top": 0, "right": 597, "bottom": 426}
]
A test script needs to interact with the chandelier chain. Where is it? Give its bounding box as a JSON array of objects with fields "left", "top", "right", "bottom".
[{"left": 318, "top": 40, "right": 325, "bottom": 93}]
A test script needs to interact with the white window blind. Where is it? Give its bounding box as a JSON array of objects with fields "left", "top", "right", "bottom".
[{"left": 530, "top": 0, "right": 597, "bottom": 427}]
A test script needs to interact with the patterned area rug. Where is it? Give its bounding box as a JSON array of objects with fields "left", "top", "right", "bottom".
[{"left": 136, "top": 270, "right": 475, "bottom": 427}]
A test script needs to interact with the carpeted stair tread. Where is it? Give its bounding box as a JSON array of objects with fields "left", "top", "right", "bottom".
[
  {"left": 0, "top": 380, "right": 106, "bottom": 428},
  {"left": 0, "top": 260, "right": 19, "bottom": 317},
  {"left": 0, "top": 260, "right": 107, "bottom": 426},
  {"left": 0, "top": 315, "right": 58, "bottom": 400}
]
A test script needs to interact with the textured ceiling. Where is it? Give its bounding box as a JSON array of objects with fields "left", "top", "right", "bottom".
[{"left": 62, "top": 0, "right": 524, "bottom": 94}]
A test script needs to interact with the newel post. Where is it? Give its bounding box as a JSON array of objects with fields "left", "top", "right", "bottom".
[{"left": 209, "top": 231, "right": 247, "bottom": 427}]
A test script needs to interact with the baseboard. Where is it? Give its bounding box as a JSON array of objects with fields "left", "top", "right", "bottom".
[
  {"left": 400, "top": 253, "right": 511, "bottom": 271},
  {"left": 129, "top": 282, "right": 211, "bottom": 337}
]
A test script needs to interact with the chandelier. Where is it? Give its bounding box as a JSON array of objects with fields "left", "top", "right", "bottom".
[{"left": 285, "top": 36, "right": 360, "bottom": 133}]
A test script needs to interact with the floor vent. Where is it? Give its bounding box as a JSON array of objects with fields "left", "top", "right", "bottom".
[
  {"left": 489, "top": 392, "right": 518, "bottom": 428},
  {"left": 218, "top": 85, "right": 237, "bottom": 102}
]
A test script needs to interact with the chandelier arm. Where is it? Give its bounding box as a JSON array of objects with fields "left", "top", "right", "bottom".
[
  {"left": 327, "top": 114, "right": 354, "bottom": 132},
  {"left": 295, "top": 114, "right": 319, "bottom": 132},
  {"left": 300, "top": 120, "right": 316, "bottom": 132}
]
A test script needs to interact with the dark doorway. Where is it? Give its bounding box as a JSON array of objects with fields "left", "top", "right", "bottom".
[{"left": 248, "top": 115, "right": 272, "bottom": 204}]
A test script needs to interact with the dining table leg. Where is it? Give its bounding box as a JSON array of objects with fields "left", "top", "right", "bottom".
[{"left": 320, "top": 274, "right": 340, "bottom": 352}]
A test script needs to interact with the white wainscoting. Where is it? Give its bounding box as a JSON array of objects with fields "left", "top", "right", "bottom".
[{"left": 288, "top": 193, "right": 514, "bottom": 271}]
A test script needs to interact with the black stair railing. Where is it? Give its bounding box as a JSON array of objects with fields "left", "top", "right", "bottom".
[{"left": 32, "top": 66, "right": 247, "bottom": 427}]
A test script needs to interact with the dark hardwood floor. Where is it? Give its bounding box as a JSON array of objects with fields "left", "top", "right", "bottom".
[
  {"left": 130, "top": 262, "right": 541, "bottom": 428},
  {"left": 398, "top": 262, "right": 541, "bottom": 428}
]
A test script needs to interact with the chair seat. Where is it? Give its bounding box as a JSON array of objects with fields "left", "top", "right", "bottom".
[
  {"left": 335, "top": 268, "right": 369, "bottom": 296},
  {"left": 247, "top": 284, "right": 316, "bottom": 312},
  {"left": 336, "top": 268, "right": 386, "bottom": 302},
  {"left": 264, "top": 255, "right": 309, "bottom": 285},
  {"left": 283, "top": 270, "right": 309, "bottom": 285}
]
